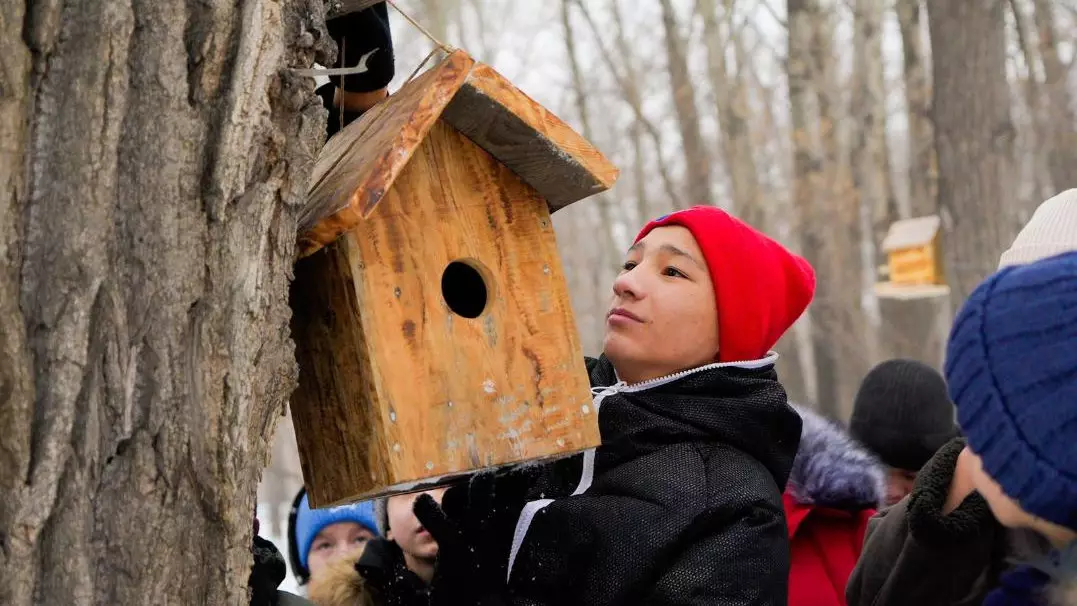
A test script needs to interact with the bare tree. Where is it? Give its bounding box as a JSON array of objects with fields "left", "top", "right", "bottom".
[
  {"left": 1009, "top": 0, "right": 1055, "bottom": 206},
  {"left": 610, "top": 0, "right": 655, "bottom": 223},
  {"left": 896, "top": 0, "right": 937, "bottom": 217},
  {"left": 787, "top": 0, "right": 842, "bottom": 416},
  {"left": 700, "top": 0, "right": 765, "bottom": 228},
  {"left": 658, "top": 0, "right": 714, "bottom": 206},
  {"left": 575, "top": 0, "right": 680, "bottom": 207},
  {"left": 788, "top": 0, "right": 874, "bottom": 417},
  {"left": 1031, "top": 0, "right": 1077, "bottom": 190},
  {"left": 928, "top": 0, "right": 1018, "bottom": 301},
  {"left": 1, "top": 0, "right": 328, "bottom": 603},
  {"left": 561, "top": 0, "right": 623, "bottom": 347},
  {"left": 851, "top": 0, "right": 898, "bottom": 251}
]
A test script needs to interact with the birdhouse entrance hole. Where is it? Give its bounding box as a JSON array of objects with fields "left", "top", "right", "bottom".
[{"left": 441, "top": 260, "right": 491, "bottom": 318}]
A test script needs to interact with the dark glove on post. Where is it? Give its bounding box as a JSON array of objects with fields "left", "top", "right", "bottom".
[
  {"left": 250, "top": 533, "right": 287, "bottom": 606},
  {"left": 326, "top": 3, "right": 395, "bottom": 93},
  {"left": 412, "top": 470, "right": 536, "bottom": 606},
  {"left": 356, "top": 537, "right": 430, "bottom": 606}
]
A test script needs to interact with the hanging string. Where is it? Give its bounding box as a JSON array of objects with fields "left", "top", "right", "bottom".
[
  {"left": 386, "top": 0, "right": 454, "bottom": 53},
  {"left": 338, "top": 38, "right": 346, "bottom": 127},
  {"left": 386, "top": 0, "right": 456, "bottom": 84}
]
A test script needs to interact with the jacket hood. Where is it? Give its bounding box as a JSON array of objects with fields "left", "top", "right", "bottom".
[
  {"left": 589, "top": 354, "right": 802, "bottom": 489},
  {"left": 786, "top": 404, "right": 885, "bottom": 509}
]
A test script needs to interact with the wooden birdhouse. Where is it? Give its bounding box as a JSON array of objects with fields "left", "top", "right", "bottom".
[
  {"left": 875, "top": 215, "right": 949, "bottom": 299},
  {"left": 290, "top": 50, "right": 618, "bottom": 508}
]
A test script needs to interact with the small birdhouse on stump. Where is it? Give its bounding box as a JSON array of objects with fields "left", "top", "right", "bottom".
[
  {"left": 875, "top": 215, "right": 950, "bottom": 300},
  {"left": 290, "top": 50, "right": 618, "bottom": 508}
]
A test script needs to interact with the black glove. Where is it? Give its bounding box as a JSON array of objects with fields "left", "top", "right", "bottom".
[
  {"left": 412, "top": 470, "right": 536, "bottom": 606},
  {"left": 355, "top": 537, "right": 430, "bottom": 606},
  {"left": 249, "top": 533, "right": 287, "bottom": 606},
  {"left": 326, "top": 3, "right": 395, "bottom": 93}
]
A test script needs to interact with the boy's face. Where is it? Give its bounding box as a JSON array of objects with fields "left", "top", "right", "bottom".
[
  {"left": 604, "top": 226, "right": 720, "bottom": 383},
  {"left": 387, "top": 488, "right": 446, "bottom": 561},
  {"left": 307, "top": 521, "right": 376, "bottom": 579},
  {"left": 967, "top": 450, "right": 1076, "bottom": 547}
]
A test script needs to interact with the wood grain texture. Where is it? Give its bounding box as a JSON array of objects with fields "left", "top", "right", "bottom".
[
  {"left": 299, "top": 50, "right": 475, "bottom": 256},
  {"left": 291, "top": 121, "right": 599, "bottom": 507},
  {"left": 290, "top": 245, "right": 394, "bottom": 507},
  {"left": 443, "top": 64, "right": 620, "bottom": 211},
  {"left": 298, "top": 51, "right": 619, "bottom": 257}
]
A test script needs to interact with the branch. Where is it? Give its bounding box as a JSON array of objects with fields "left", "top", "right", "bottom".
[
  {"left": 757, "top": 0, "right": 787, "bottom": 29},
  {"left": 572, "top": 0, "right": 681, "bottom": 205}
]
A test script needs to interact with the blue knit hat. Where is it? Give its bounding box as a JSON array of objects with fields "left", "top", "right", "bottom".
[
  {"left": 945, "top": 251, "right": 1077, "bottom": 531},
  {"left": 294, "top": 493, "right": 380, "bottom": 568}
]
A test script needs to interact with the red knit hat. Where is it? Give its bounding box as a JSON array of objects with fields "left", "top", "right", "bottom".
[{"left": 635, "top": 206, "right": 816, "bottom": 363}]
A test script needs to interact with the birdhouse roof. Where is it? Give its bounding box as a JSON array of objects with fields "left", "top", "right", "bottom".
[
  {"left": 881, "top": 215, "right": 941, "bottom": 252},
  {"left": 298, "top": 49, "right": 619, "bottom": 257}
]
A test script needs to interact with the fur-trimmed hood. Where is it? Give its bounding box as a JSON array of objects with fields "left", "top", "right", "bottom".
[
  {"left": 787, "top": 404, "right": 886, "bottom": 509},
  {"left": 307, "top": 553, "right": 373, "bottom": 606}
]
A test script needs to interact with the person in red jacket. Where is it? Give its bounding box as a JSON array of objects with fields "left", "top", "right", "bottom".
[{"left": 784, "top": 405, "right": 885, "bottom": 606}]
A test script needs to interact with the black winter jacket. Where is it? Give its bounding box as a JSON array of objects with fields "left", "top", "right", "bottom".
[{"left": 498, "top": 354, "right": 801, "bottom": 605}]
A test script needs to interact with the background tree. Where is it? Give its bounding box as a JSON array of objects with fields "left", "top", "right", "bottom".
[
  {"left": 928, "top": 0, "right": 1019, "bottom": 301},
  {"left": 897, "top": 0, "right": 937, "bottom": 217},
  {"left": 659, "top": 0, "right": 714, "bottom": 206}
]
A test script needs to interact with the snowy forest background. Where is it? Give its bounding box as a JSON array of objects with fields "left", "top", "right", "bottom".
[{"left": 259, "top": 0, "right": 1077, "bottom": 591}]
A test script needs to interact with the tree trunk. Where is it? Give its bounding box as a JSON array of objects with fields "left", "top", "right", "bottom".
[
  {"left": 852, "top": 0, "right": 898, "bottom": 254},
  {"left": 561, "top": 0, "right": 621, "bottom": 333},
  {"left": 577, "top": 0, "right": 679, "bottom": 208},
  {"left": 896, "top": 0, "right": 937, "bottom": 217},
  {"left": 877, "top": 292, "right": 951, "bottom": 368},
  {"left": 788, "top": 0, "right": 845, "bottom": 418},
  {"left": 658, "top": 0, "right": 713, "bottom": 207},
  {"left": 0, "top": 1, "right": 330, "bottom": 603},
  {"left": 1009, "top": 0, "right": 1055, "bottom": 208},
  {"left": 1031, "top": 0, "right": 1077, "bottom": 190},
  {"left": 700, "top": 0, "right": 765, "bottom": 228},
  {"left": 927, "top": 0, "right": 1017, "bottom": 301},
  {"left": 610, "top": 0, "right": 652, "bottom": 224}
]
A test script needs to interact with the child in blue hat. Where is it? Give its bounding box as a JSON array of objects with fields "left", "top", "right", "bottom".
[
  {"left": 944, "top": 251, "right": 1077, "bottom": 605},
  {"left": 288, "top": 489, "right": 380, "bottom": 586}
]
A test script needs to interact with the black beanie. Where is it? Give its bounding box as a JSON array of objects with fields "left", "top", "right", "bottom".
[{"left": 850, "top": 359, "right": 958, "bottom": 472}]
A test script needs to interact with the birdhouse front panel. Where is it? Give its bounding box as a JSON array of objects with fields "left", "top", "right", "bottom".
[
  {"left": 887, "top": 244, "right": 938, "bottom": 286},
  {"left": 291, "top": 120, "right": 598, "bottom": 507}
]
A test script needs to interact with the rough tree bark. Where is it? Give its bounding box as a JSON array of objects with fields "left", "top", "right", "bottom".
[
  {"left": 0, "top": 0, "right": 331, "bottom": 603},
  {"left": 658, "top": 0, "right": 713, "bottom": 207},
  {"left": 927, "top": 0, "right": 1017, "bottom": 301},
  {"left": 700, "top": 0, "right": 765, "bottom": 228},
  {"left": 896, "top": 0, "right": 937, "bottom": 217}
]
